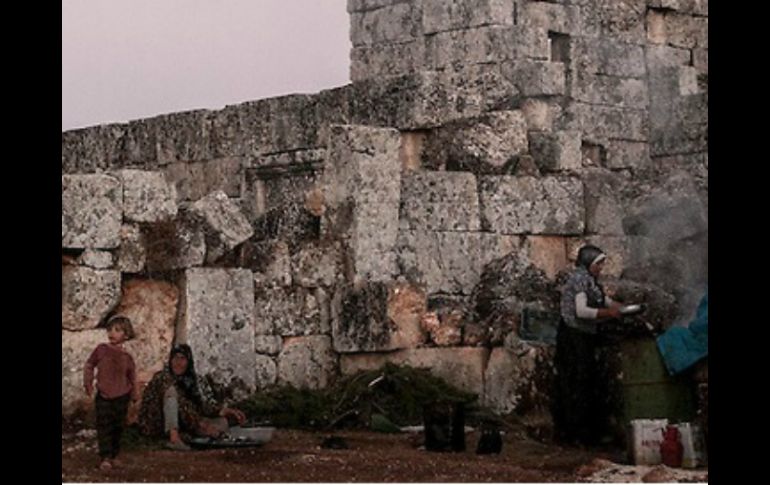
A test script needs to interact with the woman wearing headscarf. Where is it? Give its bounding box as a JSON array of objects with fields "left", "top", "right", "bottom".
[
  {"left": 137, "top": 344, "right": 246, "bottom": 450},
  {"left": 552, "top": 245, "right": 624, "bottom": 446}
]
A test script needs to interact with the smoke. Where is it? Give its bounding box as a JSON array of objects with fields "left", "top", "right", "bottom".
[{"left": 622, "top": 172, "right": 708, "bottom": 327}]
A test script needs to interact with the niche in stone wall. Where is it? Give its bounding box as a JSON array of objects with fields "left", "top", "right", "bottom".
[
  {"left": 548, "top": 32, "right": 571, "bottom": 64},
  {"left": 581, "top": 141, "right": 606, "bottom": 167}
]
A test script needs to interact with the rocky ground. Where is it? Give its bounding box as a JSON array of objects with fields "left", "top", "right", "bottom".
[{"left": 62, "top": 427, "right": 707, "bottom": 483}]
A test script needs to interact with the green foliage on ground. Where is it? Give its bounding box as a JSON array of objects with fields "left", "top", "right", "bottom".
[{"left": 235, "top": 363, "right": 480, "bottom": 431}]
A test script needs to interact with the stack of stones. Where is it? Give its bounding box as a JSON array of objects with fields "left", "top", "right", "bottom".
[{"left": 62, "top": 0, "right": 707, "bottom": 431}]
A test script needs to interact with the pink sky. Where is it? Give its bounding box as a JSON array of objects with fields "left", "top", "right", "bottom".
[{"left": 62, "top": 0, "right": 351, "bottom": 131}]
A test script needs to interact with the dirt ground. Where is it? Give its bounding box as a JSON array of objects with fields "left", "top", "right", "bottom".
[{"left": 62, "top": 426, "right": 624, "bottom": 483}]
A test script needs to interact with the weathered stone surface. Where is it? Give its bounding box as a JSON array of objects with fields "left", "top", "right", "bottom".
[
  {"left": 659, "top": 12, "right": 708, "bottom": 49},
  {"left": 265, "top": 95, "right": 321, "bottom": 154},
  {"left": 142, "top": 213, "right": 206, "bottom": 271},
  {"left": 348, "top": 66, "right": 518, "bottom": 130},
  {"left": 115, "top": 279, "right": 179, "bottom": 385},
  {"left": 254, "top": 286, "right": 330, "bottom": 337},
  {"left": 153, "top": 110, "right": 215, "bottom": 165},
  {"left": 254, "top": 354, "right": 278, "bottom": 389},
  {"left": 62, "top": 174, "right": 122, "bottom": 249},
  {"left": 163, "top": 157, "right": 242, "bottom": 202},
  {"left": 483, "top": 341, "right": 555, "bottom": 415},
  {"left": 529, "top": 131, "right": 582, "bottom": 173},
  {"left": 606, "top": 141, "right": 650, "bottom": 170},
  {"left": 572, "top": 74, "right": 649, "bottom": 110},
  {"left": 350, "top": 2, "right": 419, "bottom": 46},
  {"left": 78, "top": 250, "right": 114, "bottom": 270},
  {"left": 420, "top": 311, "right": 462, "bottom": 346},
  {"left": 115, "top": 170, "right": 178, "bottom": 223},
  {"left": 62, "top": 267, "right": 121, "bottom": 331},
  {"left": 277, "top": 336, "right": 337, "bottom": 390},
  {"left": 524, "top": 236, "right": 568, "bottom": 281},
  {"left": 351, "top": 40, "right": 426, "bottom": 81},
  {"left": 400, "top": 131, "right": 426, "bottom": 171},
  {"left": 571, "top": 103, "right": 649, "bottom": 142},
  {"left": 388, "top": 282, "right": 428, "bottom": 348},
  {"left": 120, "top": 117, "right": 160, "bottom": 168},
  {"left": 322, "top": 125, "right": 401, "bottom": 283},
  {"left": 479, "top": 176, "right": 584, "bottom": 235},
  {"left": 520, "top": 1, "right": 579, "bottom": 34},
  {"left": 578, "top": 0, "right": 648, "bottom": 44},
  {"left": 239, "top": 240, "right": 292, "bottom": 287},
  {"left": 501, "top": 60, "right": 566, "bottom": 96},
  {"left": 117, "top": 225, "right": 146, "bottom": 274},
  {"left": 178, "top": 268, "right": 256, "bottom": 395},
  {"left": 255, "top": 336, "right": 282, "bottom": 356},
  {"left": 62, "top": 329, "right": 105, "bottom": 415},
  {"left": 571, "top": 38, "right": 646, "bottom": 78},
  {"left": 692, "top": 48, "right": 708, "bottom": 74},
  {"left": 521, "top": 99, "right": 560, "bottom": 133},
  {"left": 340, "top": 347, "right": 489, "bottom": 396},
  {"left": 61, "top": 123, "right": 126, "bottom": 174},
  {"left": 399, "top": 171, "right": 481, "bottom": 231},
  {"left": 424, "top": 26, "right": 519, "bottom": 70},
  {"left": 396, "top": 231, "right": 516, "bottom": 295},
  {"left": 331, "top": 281, "right": 427, "bottom": 352},
  {"left": 583, "top": 169, "right": 630, "bottom": 235},
  {"left": 190, "top": 191, "right": 254, "bottom": 263},
  {"left": 245, "top": 168, "right": 321, "bottom": 244},
  {"left": 421, "top": 110, "right": 528, "bottom": 174},
  {"left": 291, "top": 240, "right": 343, "bottom": 288},
  {"left": 645, "top": 45, "right": 691, "bottom": 69},
  {"left": 421, "top": 0, "right": 513, "bottom": 34}
]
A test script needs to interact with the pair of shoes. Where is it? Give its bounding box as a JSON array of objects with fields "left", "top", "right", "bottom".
[
  {"left": 99, "top": 460, "right": 113, "bottom": 471},
  {"left": 164, "top": 440, "right": 191, "bottom": 451}
]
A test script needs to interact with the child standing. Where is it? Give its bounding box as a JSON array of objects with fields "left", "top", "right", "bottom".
[{"left": 83, "top": 316, "right": 138, "bottom": 471}]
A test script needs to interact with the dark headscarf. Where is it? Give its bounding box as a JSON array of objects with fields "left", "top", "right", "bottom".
[
  {"left": 576, "top": 245, "right": 606, "bottom": 270},
  {"left": 168, "top": 343, "right": 203, "bottom": 407}
]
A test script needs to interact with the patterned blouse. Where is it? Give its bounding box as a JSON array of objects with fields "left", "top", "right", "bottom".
[
  {"left": 137, "top": 368, "right": 221, "bottom": 439},
  {"left": 560, "top": 266, "right": 606, "bottom": 334}
]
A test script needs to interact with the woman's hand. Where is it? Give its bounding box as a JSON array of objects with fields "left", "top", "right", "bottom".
[{"left": 220, "top": 406, "right": 247, "bottom": 425}]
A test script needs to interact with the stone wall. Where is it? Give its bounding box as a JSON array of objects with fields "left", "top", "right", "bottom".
[{"left": 62, "top": 0, "right": 707, "bottom": 425}]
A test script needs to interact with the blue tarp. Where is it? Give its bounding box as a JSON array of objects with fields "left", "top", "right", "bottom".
[{"left": 656, "top": 290, "right": 708, "bottom": 375}]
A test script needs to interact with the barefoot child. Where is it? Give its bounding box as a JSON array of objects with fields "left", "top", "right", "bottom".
[{"left": 83, "top": 316, "right": 138, "bottom": 471}]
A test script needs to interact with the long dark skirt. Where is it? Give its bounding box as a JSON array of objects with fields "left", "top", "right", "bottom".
[{"left": 552, "top": 321, "right": 610, "bottom": 446}]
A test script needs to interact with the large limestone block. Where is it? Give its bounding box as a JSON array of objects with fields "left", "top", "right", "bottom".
[
  {"left": 115, "top": 279, "right": 179, "bottom": 385},
  {"left": 501, "top": 60, "right": 565, "bottom": 96},
  {"left": 400, "top": 171, "right": 481, "bottom": 231},
  {"left": 483, "top": 341, "right": 555, "bottom": 414},
  {"left": 61, "top": 123, "right": 126, "bottom": 174},
  {"left": 62, "top": 329, "right": 106, "bottom": 416},
  {"left": 141, "top": 215, "right": 206, "bottom": 271},
  {"left": 115, "top": 169, "right": 178, "bottom": 223},
  {"left": 578, "top": 0, "right": 648, "bottom": 45},
  {"left": 529, "top": 131, "right": 582, "bottom": 173},
  {"left": 153, "top": 110, "right": 215, "bottom": 165},
  {"left": 62, "top": 267, "right": 121, "bottom": 331},
  {"left": 78, "top": 250, "right": 114, "bottom": 270},
  {"left": 254, "top": 354, "right": 278, "bottom": 389},
  {"left": 572, "top": 74, "right": 649, "bottom": 110},
  {"left": 190, "top": 191, "right": 254, "bottom": 263},
  {"left": 583, "top": 168, "right": 630, "bottom": 235},
  {"left": 571, "top": 103, "right": 649, "bottom": 142},
  {"left": 163, "top": 157, "right": 242, "bottom": 202},
  {"left": 571, "top": 38, "right": 647, "bottom": 78},
  {"left": 117, "top": 225, "right": 146, "bottom": 274},
  {"left": 239, "top": 240, "right": 292, "bottom": 287},
  {"left": 520, "top": 1, "right": 580, "bottom": 34},
  {"left": 340, "top": 347, "right": 490, "bottom": 396},
  {"left": 479, "top": 176, "right": 584, "bottom": 235},
  {"left": 350, "top": 40, "right": 426, "bottom": 81},
  {"left": 291, "top": 240, "right": 343, "bottom": 288},
  {"left": 254, "top": 286, "right": 330, "bottom": 337},
  {"left": 421, "top": 111, "right": 528, "bottom": 174},
  {"left": 396, "top": 231, "right": 515, "bottom": 295},
  {"left": 62, "top": 174, "right": 122, "bottom": 249},
  {"left": 424, "top": 26, "right": 519, "bottom": 70},
  {"left": 277, "top": 336, "right": 337, "bottom": 390},
  {"left": 421, "top": 0, "right": 513, "bottom": 35},
  {"left": 178, "top": 269, "right": 256, "bottom": 395},
  {"left": 350, "top": 2, "right": 419, "bottom": 46},
  {"left": 322, "top": 125, "right": 401, "bottom": 283},
  {"left": 331, "top": 282, "right": 427, "bottom": 353}
]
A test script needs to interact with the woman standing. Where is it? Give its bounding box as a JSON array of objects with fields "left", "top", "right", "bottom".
[{"left": 553, "top": 245, "right": 624, "bottom": 446}]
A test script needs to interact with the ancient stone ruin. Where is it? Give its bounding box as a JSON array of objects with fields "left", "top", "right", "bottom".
[{"left": 62, "top": 0, "right": 708, "bottom": 430}]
